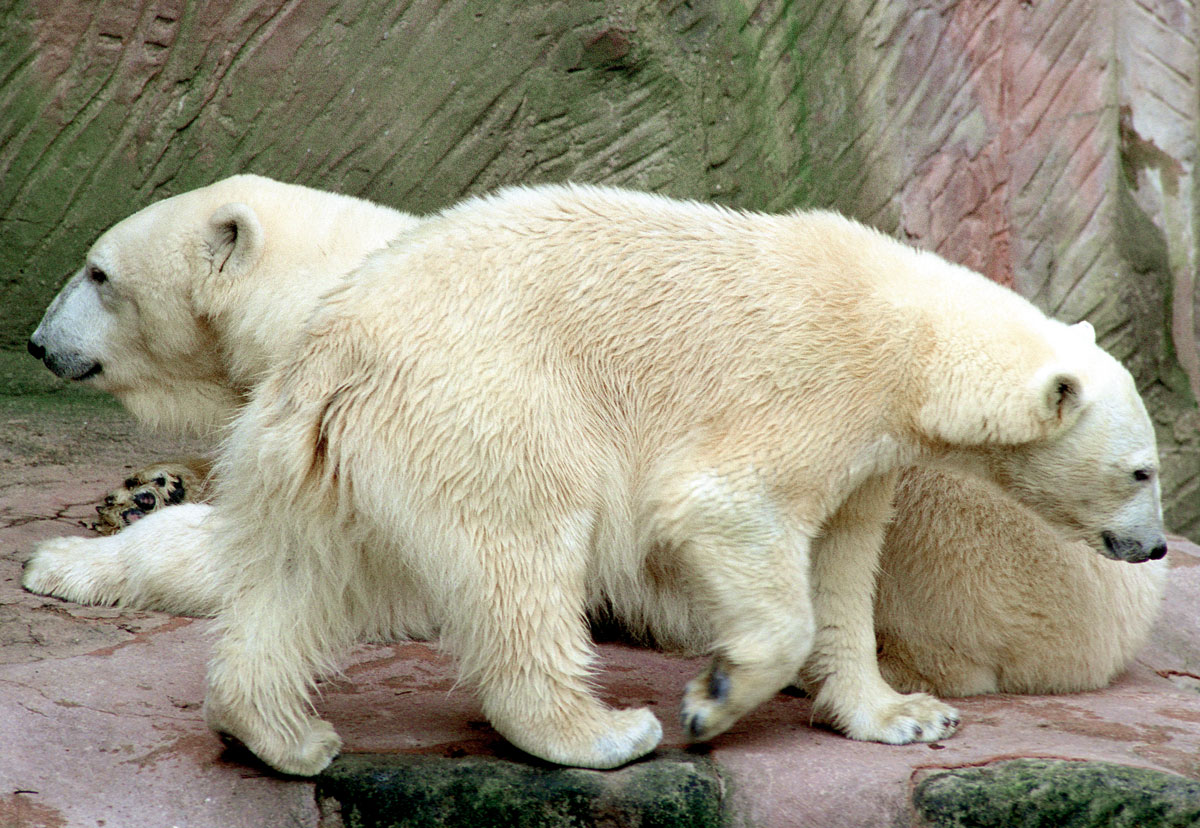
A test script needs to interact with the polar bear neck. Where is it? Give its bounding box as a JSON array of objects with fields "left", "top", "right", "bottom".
[
  {"left": 867, "top": 249, "right": 1088, "bottom": 450},
  {"left": 196, "top": 178, "right": 422, "bottom": 426}
]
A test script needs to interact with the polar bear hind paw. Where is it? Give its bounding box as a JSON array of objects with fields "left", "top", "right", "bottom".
[
  {"left": 506, "top": 706, "right": 661, "bottom": 769},
  {"left": 584, "top": 707, "right": 663, "bottom": 769},
  {"left": 843, "top": 692, "right": 960, "bottom": 744}
]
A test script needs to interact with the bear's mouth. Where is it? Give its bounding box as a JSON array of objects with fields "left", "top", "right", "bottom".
[
  {"left": 27, "top": 340, "right": 103, "bottom": 381},
  {"left": 1101, "top": 531, "right": 1168, "bottom": 563},
  {"left": 34, "top": 349, "right": 103, "bottom": 381},
  {"left": 75, "top": 362, "right": 103, "bottom": 381}
]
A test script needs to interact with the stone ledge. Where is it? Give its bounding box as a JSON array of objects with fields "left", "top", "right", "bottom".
[
  {"left": 316, "top": 751, "right": 727, "bottom": 828},
  {"left": 913, "top": 758, "right": 1200, "bottom": 828}
]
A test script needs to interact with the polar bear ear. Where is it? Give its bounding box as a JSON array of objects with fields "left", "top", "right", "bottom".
[
  {"left": 1071, "top": 320, "right": 1096, "bottom": 345},
  {"left": 1037, "top": 370, "right": 1084, "bottom": 425},
  {"left": 205, "top": 202, "right": 264, "bottom": 278}
]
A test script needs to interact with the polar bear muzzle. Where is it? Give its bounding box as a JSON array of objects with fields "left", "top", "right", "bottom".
[
  {"left": 27, "top": 269, "right": 112, "bottom": 383},
  {"left": 26, "top": 335, "right": 102, "bottom": 382},
  {"left": 1101, "top": 530, "right": 1168, "bottom": 563}
]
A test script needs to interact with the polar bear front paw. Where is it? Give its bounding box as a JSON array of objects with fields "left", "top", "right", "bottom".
[
  {"left": 680, "top": 662, "right": 738, "bottom": 741},
  {"left": 206, "top": 701, "right": 342, "bottom": 777},
  {"left": 23, "top": 535, "right": 124, "bottom": 606},
  {"left": 840, "top": 692, "right": 960, "bottom": 744}
]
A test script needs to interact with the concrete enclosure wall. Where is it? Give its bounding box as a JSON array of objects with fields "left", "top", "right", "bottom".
[{"left": 2, "top": 0, "right": 1198, "bottom": 535}]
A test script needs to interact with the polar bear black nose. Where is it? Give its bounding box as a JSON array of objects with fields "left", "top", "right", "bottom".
[
  {"left": 27, "top": 338, "right": 45, "bottom": 360},
  {"left": 1150, "top": 542, "right": 1168, "bottom": 560}
]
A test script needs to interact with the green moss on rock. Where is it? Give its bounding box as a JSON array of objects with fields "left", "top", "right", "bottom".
[
  {"left": 316, "top": 751, "right": 726, "bottom": 828},
  {"left": 913, "top": 758, "right": 1200, "bottom": 828}
]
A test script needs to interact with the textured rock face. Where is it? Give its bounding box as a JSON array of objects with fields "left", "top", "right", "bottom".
[
  {"left": 1, "top": 0, "right": 1196, "bottom": 533},
  {"left": 913, "top": 758, "right": 1200, "bottom": 828},
  {"left": 316, "top": 753, "right": 725, "bottom": 828}
]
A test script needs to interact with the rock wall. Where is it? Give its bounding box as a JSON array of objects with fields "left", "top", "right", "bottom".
[{"left": 1, "top": 0, "right": 1197, "bottom": 534}]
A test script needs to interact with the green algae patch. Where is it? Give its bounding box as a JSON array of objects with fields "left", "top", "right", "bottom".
[
  {"left": 317, "top": 751, "right": 726, "bottom": 828},
  {"left": 913, "top": 758, "right": 1200, "bottom": 828}
]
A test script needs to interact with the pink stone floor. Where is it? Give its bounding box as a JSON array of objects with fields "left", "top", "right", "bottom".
[{"left": 4, "top": 437, "right": 1200, "bottom": 827}]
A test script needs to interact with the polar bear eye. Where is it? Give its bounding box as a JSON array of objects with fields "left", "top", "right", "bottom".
[
  {"left": 1132, "top": 468, "right": 1153, "bottom": 483},
  {"left": 87, "top": 266, "right": 108, "bottom": 285}
]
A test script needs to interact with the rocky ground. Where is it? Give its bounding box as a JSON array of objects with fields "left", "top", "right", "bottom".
[{"left": 3, "top": 365, "right": 1200, "bottom": 827}]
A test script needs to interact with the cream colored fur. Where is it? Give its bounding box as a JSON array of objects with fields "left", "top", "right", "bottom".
[
  {"left": 879, "top": 469, "right": 1165, "bottom": 696},
  {"left": 23, "top": 177, "right": 1166, "bottom": 775},
  {"left": 25, "top": 175, "right": 419, "bottom": 435}
]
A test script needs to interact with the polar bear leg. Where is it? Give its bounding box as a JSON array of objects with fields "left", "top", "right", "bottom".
[
  {"left": 205, "top": 508, "right": 660, "bottom": 774},
  {"left": 204, "top": 548, "right": 347, "bottom": 777},
  {"left": 805, "top": 472, "right": 960, "bottom": 743},
  {"left": 205, "top": 632, "right": 343, "bottom": 777},
  {"left": 22, "top": 503, "right": 225, "bottom": 615},
  {"left": 677, "top": 543, "right": 814, "bottom": 742},
  {"left": 456, "top": 523, "right": 663, "bottom": 769},
  {"left": 660, "top": 471, "right": 815, "bottom": 742}
]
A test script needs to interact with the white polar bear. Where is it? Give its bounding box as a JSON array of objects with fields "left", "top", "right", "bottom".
[
  {"left": 22, "top": 177, "right": 1167, "bottom": 775},
  {"left": 877, "top": 468, "right": 1167, "bottom": 696}
]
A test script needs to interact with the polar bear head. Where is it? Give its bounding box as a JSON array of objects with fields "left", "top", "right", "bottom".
[
  {"left": 27, "top": 175, "right": 416, "bottom": 434},
  {"left": 983, "top": 323, "right": 1166, "bottom": 564}
]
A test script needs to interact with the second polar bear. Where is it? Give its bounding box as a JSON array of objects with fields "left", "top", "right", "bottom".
[
  {"left": 203, "top": 185, "right": 1165, "bottom": 773},
  {"left": 23, "top": 178, "right": 1167, "bottom": 774}
]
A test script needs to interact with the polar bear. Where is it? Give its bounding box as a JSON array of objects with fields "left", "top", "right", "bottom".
[
  {"left": 22, "top": 177, "right": 1167, "bottom": 775},
  {"left": 878, "top": 435, "right": 1167, "bottom": 696}
]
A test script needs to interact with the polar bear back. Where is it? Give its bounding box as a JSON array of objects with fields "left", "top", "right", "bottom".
[
  {"left": 259, "top": 184, "right": 1087, "bottom": 536},
  {"left": 324, "top": 184, "right": 1072, "bottom": 444}
]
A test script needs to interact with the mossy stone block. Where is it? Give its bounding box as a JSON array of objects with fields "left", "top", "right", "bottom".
[
  {"left": 913, "top": 758, "right": 1200, "bottom": 828},
  {"left": 316, "top": 751, "right": 726, "bottom": 828}
]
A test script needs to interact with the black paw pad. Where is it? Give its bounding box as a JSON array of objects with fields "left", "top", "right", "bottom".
[
  {"left": 707, "top": 667, "right": 731, "bottom": 702},
  {"left": 167, "top": 478, "right": 188, "bottom": 504},
  {"left": 681, "top": 711, "right": 706, "bottom": 740}
]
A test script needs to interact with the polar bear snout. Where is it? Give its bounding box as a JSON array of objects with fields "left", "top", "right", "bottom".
[
  {"left": 28, "top": 340, "right": 103, "bottom": 381},
  {"left": 27, "top": 335, "right": 103, "bottom": 382},
  {"left": 1101, "top": 530, "right": 1168, "bottom": 563},
  {"left": 28, "top": 269, "right": 114, "bottom": 383}
]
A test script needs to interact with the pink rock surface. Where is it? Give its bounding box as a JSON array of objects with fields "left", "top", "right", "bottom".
[{"left": 4, "top": 456, "right": 1200, "bottom": 827}]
